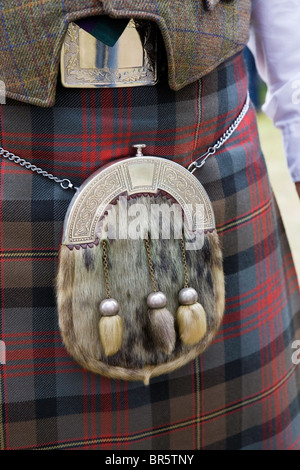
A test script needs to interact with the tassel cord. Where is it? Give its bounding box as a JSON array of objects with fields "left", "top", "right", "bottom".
[
  {"left": 145, "top": 236, "right": 158, "bottom": 293},
  {"left": 102, "top": 240, "right": 111, "bottom": 298},
  {"left": 180, "top": 235, "right": 189, "bottom": 289}
]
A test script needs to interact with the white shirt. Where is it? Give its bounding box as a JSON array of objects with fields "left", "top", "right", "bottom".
[{"left": 249, "top": 0, "right": 300, "bottom": 183}]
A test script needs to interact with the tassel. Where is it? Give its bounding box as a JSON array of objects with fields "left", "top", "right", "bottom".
[
  {"left": 177, "top": 288, "right": 207, "bottom": 346},
  {"left": 147, "top": 292, "right": 176, "bottom": 355},
  {"left": 99, "top": 298, "right": 123, "bottom": 356},
  {"left": 98, "top": 241, "right": 123, "bottom": 356}
]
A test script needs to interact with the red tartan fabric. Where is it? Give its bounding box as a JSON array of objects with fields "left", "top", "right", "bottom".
[{"left": 0, "top": 53, "right": 299, "bottom": 450}]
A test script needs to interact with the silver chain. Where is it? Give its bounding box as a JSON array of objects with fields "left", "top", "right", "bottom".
[
  {"left": 0, "top": 91, "right": 250, "bottom": 188},
  {"left": 0, "top": 147, "right": 77, "bottom": 190},
  {"left": 188, "top": 91, "right": 250, "bottom": 173}
]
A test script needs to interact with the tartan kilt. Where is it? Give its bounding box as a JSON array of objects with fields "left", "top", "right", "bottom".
[{"left": 0, "top": 51, "right": 299, "bottom": 450}]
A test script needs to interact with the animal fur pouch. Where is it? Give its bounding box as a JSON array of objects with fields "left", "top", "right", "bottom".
[{"left": 56, "top": 152, "right": 225, "bottom": 384}]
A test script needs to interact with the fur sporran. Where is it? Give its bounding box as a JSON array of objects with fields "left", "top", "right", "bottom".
[{"left": 56, "top": 155, "right": 225, "bottom": 384}]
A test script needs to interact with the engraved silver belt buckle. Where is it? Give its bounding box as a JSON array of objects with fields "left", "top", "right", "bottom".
[{"left": 61, "top": 19, "right": 158, "bottom": 88}]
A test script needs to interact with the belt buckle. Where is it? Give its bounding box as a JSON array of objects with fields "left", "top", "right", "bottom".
[{"left": 61, "top": 19, "right": 158, "bottom": 88}]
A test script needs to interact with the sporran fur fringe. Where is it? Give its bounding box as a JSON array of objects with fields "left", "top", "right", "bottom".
[{"left": 56, "top": 195, "right": 225, "bottom": 385}]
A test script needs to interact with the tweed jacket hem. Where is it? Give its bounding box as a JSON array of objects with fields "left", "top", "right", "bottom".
[{"left": 0, "top": 0, "right": 251, "bottom": 107}]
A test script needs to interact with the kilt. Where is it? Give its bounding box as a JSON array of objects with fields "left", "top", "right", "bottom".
[{"left": 0, "top": 51, "right": 299, "bottom": 450}]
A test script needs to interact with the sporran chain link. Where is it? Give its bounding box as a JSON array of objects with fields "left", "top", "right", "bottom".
[
  {"left": 187, "top": 91, "right": 250, "bottom": 173},
  {"left": 0, "top": 146, "right": 77, "bottom": 191}
]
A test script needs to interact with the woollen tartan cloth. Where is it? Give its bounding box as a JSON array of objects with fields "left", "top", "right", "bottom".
[
  {"left": 0, "top": 0, "right": 251, "bottom": 106},
  {"left": 0, "top": 52, "right": 300, "bottom": 450}
]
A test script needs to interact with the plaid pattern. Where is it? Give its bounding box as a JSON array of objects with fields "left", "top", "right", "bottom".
[
  {"left": 0, "top": 52, "right": 300, "bottom": 450},
  {"left": 0, "top": 0, "right": 251, "bottom": 106}
]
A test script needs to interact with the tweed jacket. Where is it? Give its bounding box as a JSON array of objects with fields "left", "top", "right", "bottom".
[{"left": 0, "top": 0, "right": 251, "bottom": 107}]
